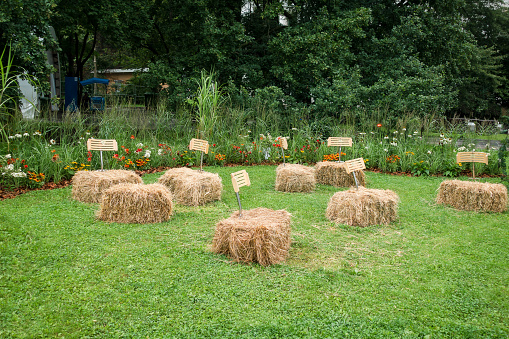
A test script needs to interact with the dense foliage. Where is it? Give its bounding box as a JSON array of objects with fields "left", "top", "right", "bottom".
[{"left": 1, "top": 0, "right": 508, "bottom": 119}]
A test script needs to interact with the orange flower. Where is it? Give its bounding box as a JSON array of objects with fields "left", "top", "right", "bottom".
[{"left": 130, "top": 135, "right": 135, "bottom": 139}]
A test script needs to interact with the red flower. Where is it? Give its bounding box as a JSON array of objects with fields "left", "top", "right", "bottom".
[
  {"left": 87, "top": 157, "right": 92, "bottom": 162},
  {"left": 377, "top": 123, "right": 382, "bottom": 128},
  {"left": 136, "top": 148, "right": 142, "bottom": 153},
  {"left": 213, "top": 144, "right": 216, "bottom": 147},
  {"left": 130, "top": 135, "right": 135, "bottom": 139},
  {"left": 24, "top": 164, "right": 28, "bottom": 168}
]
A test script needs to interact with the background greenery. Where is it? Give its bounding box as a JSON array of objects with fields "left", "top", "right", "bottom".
[
  {"left": 0, "top": 167, "right": 507, "bottom": 337},
  {"left": 1, "top": 0, "right": 509, "bottom": 120}
]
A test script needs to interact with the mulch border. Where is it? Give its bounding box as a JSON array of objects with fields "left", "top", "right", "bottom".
[{"left": 0, "top": 164, "right": 502, "bottom": 202}]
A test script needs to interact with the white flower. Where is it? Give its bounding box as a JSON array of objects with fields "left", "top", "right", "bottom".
[
  {"left": 457, "top": 146, "right": 466, "bottom": 151},
  {"left": 490, "top": 147, "right": 497, "bottom": 150},
  {"left": 5, "top": 154, "right": 11, "bottom": 159},
  {"left": 370, "top": 131, "right": 375, "bottom": 134},
  {"left": 365, "top": 146, "right": 369, "bottom": 150},
  {"left": 11, "top": 171, "right": 26, "bottom": 178},
  {"left": 136, "top": 143, "right": 144, "bottom": 148},
  {"left": 291, "top": 128, "right": 298, "bottom": 131},
  {"left": 86, "top": 132, "right": 90, "bottom": 135},
  {"left": 359, "top": 132, "right": 366, "bottom": 135},
  {"left": 393, "top": 137, "right": 397, "bottom": 141},
  {"left": 33, "top": 131, "right": 42, "bottom": 136},
  {"left": 384, "top": 148, "right": 388, "bottom": 152},
  {"left": 158, "top": 149, "right": 164, "bottom": 156},
  {"left": 393, "top": 131, "right": 398, "bottom": 134},
  {"left": 79, "top": 136, "right": 84, "bottom": 140},
  {"left": 6, "top": 164, "right": 14, "bottom": 171},
  {"left": 408, "top": 135, "right": 412, "bottom": 138},
  {"left": 144, "top": 150, "right": 151, "bottom": 158},
  {"left": 390, "top": 142, "right": 397, "bottom": 146},
  {"left": 8, "top": 136, "right": 14, "bottom": 139},
  {"left": 23, "top": 133, "right": 29, "bottom": 137},
  {"left": 486, "top": 153, "right": 490, "bottom": 156},
  {"left": 15, "top": 134, "right": 22, "bottom": 138},
  {"left": 468, "top": 143, "right": 475, "bottom": 148},
  {"left": 440, "top": 133, "right": 444, "bottom": 138},
  {"left": 50, "top": 139, "right": 56, "bottom": 145},
  {"left": 413, "top": 131, "right": 418, "bottom": 134},
  {"left": 384, "top": 136, "right": 389, "bottom": 139},
  {"left": 427, "top": 150, "right": 432, "bottom": 154},
  {"left": 402, "top": 128, "right": 407, "bottom": 131}
]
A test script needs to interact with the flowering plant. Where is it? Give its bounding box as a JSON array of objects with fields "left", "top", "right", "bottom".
[{"left": 112, "top": 136, "right": 152, "bottom": 169}]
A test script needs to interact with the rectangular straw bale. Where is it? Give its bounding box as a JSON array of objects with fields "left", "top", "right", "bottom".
[
  {"left": 158, "top": 167, "right": 222, "bottom": 206},
  {"left": 315, "top": 161, "right": 366, "bottom": 187},
  {"left": 326, "top": 187, "right": 399, "bottom": 227},
  {"left": 72, "top": 169, "right": 142, "bottom": 203},
  {"left": 97, "top": 183, "right": 173, "bottom": 223},
  {"left": 275, "top": 164, "right": 315, "bottom": 193},
  {"left": 436, "top": 180, "right": 507, "bottom": 213},
  {"left": 212, "top": 208, "right": 291, "bottom": 266}
]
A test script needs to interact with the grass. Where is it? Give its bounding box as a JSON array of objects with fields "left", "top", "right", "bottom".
[{"left": 0, "top": 166, "right": 508, "bottom": 338}]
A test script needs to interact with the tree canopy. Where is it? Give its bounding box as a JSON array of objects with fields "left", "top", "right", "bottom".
[{"left": 1, "top": 0, "right": 508, "bottom": 119}]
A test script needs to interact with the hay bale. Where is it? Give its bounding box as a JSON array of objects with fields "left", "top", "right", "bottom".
[
  {"left": 326, "top": 187, "right": 399, "bottom": 227},
  {"left": 315, "top": 161, "right": 366, "bottom": 187},
  {"left": 436, "top": 180, "right": 508, "bottom": 213},
  {"left": 212, "top": 208, "right": 291, "bottom": 266},
  {"left": 97, "top": 183, "right": 173, "bottom": 223},
  {"left": 157, "top": 167, "right": 222, "bottom": 206},
  {"left": 275, "top": 164, "right": 316, "bottom": 193},
  {"left": 72, "top": 169, "right": 142, "bottom": 203}
]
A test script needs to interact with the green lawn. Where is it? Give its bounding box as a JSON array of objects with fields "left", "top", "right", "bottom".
[{"left": 1, "top": 166, "right": 508, "bottom": 338}]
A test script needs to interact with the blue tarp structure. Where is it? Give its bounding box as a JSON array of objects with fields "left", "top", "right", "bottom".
[{"left": 80, "top": 77, "right": 109, "bottom": 86}]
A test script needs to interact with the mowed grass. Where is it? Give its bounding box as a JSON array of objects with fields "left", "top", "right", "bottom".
[{"left": 0, "top": 166, "right": 508, "bottom": 338}]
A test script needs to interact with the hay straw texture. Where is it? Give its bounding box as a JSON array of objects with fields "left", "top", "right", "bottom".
[
  {"left": 315, "top": 161, "right": 366, "bottom": 187},
  {"left": 436, "top": 180, "right": 508, "bottom": 213},
  {"left": 157, "top": 167, "right": 222, "bottom": 206},
  {"left": 212, "top": 208, "right": 292, "bottom": 266},
  {"left": 71, "top": 170, "right": 142, "bottom": 203},
  {"left": 275, "top": 164, "right": 316, "bottom": 193},
  {"left": 97, "top": 183, "right": 173, "bottom": 223},
  {"left": 326, "top": 187, "right": 399, "bottom": 227}
]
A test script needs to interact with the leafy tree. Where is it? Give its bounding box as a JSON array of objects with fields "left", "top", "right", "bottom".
[
  {"left": 0, "top": 0, "right": 56, "bottom": 81},
  {"left": 50, "top": 0, "right": 139, "bottom": 81}
]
